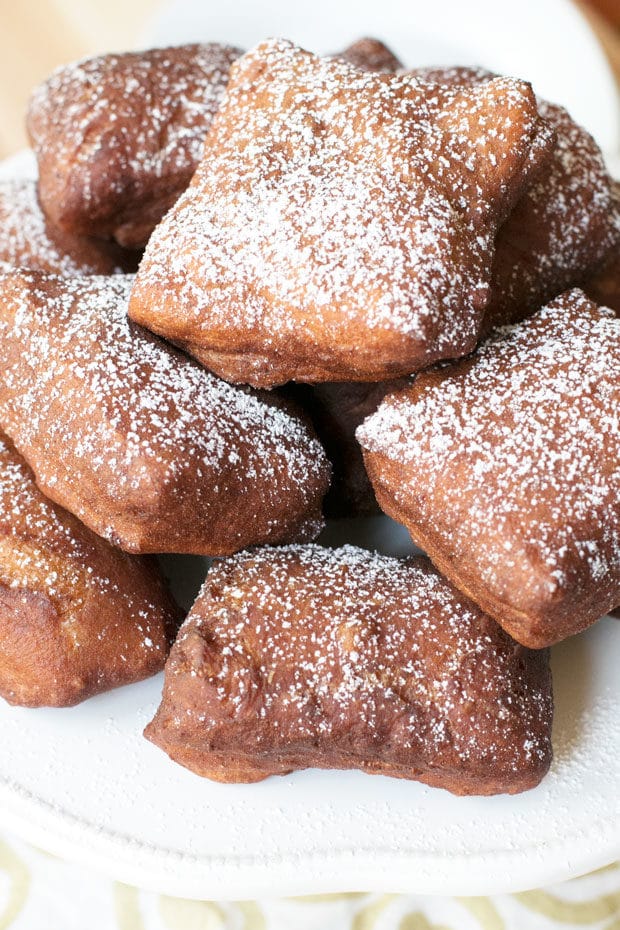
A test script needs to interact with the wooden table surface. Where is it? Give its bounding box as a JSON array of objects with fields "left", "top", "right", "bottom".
[{"left": 0, "top": 0, "right": 618, "bottom": 159}]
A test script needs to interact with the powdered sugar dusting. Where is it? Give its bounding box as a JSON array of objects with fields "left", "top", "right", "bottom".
[
  {"left": 131, "top": 38, "right": 549, "bottom": 383},
  {"left": 0, "top": 179, "right": 125, "bottom": 276},
  {"left": 405, "top": 66, "right": 619, "bottom": 328},
  {"left": 27, "top": 43, "right": 242, "bottom": 243},
  {"left": 0, "top": 271, "right": 329, "bottom": 548},
  {"left": 358, "top": 290, "right": 620, "bottom": 611},
  {"left": 172, "top": 545, "right": 551, "bottom": 774}
]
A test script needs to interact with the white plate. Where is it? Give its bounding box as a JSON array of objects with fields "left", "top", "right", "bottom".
[
  {"left": 1, "top": 3, "right": 619, "bottom": 897},
  {"left": 0, "top": 516, "right": 618, "bottom": 900}
]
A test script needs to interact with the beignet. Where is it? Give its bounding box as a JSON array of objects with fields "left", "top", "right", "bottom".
[
  {"left": 0, "top": 432, "right": 180, "bottom": 707},
  {"left": 337, "top": 37, "right": 403, "bottom": 72},
  {"left": 0, "top": 179, "right": 136, "bottom": 275},
  {"left": 145, "top": 545, "right": 553, "bottom": 795},
  {"left": 128, "top": 38, "right": 551, "bottom": 387},
  {"left": 407, "top": 66, "right": 619, "bottom": 331},
  {"left": 285, "top": 380, "right": 407, "bottom": 517},
  {"left": 27, "top": 43, "right": 242, "bottom": 248},
  {"left": 0, "top": 271, "right": 330, "bottom": 555},
  {"left": 358, "top": 289, "right": 620, "bottom": 648}
]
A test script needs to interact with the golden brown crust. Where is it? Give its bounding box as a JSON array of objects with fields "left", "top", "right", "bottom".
[
  {"left": 406, "top": 66, "right": 619, "bottom": 332},
  {"left": 0, "top": 271, "right": 330, "bottom": 555},
  {"left": 336, "top": 38, "right": 403, "bottom": 73},
  {"left": 27, "top": 43, "right": 242, "bottom": 248},
  {"left": 358, "top": 290, "right": 620, "bottom": 648},
  {"left": 128, "top": 39, "right": 551, "bottom": 387},
  {"left": 145, "top": 545, "right": 553, "bottom": 794},
  {"left": 25, "top": 38, "right": 397, "bottom": 253},
  {"left": 0, "top": 179, "right": 138, "bottom": 275},
  {"left": 0, "top": 433, "right": 181, "bottom": 707}
]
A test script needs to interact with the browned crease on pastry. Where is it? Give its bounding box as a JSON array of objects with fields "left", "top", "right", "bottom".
[
  {"left": 0, "top": 431, "right": 181, "bottom": 707},
  {"left": 27, "top": 43, "right": 243, "bottom": 248},
  {"left": 284, "top": 379, "right": 408, "bottom": 517},
  {"left": 335, "top": 37, "right": 403, "bottom": 73},
  {"left": 406, "top": 65, "right": 619, "bottom": 331},
  {"left": 0, "top": 178, "right": 138, "bottom": 275},
  {"left": 145, "top": 544, "right": 553, "bottom": 795},
  {"left": 128, "top": 38, "right": 552, "bottom": 387},
  {"left": 358, "top": 289, "right": 620, "bottom": 648},
  {"left": 583, "top": 241, "right": 620, "bottom": 316},
  {"left": 0, "top": 270, "right": 330, "bottom": 555}
]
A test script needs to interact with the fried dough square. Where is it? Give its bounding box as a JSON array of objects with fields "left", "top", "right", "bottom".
[
  {"left": 0, "top": 432, "right": 180, "bottom": 707},
  {"left": 27, "top": 43, "right": 242, "bottom": 248},
  {"left": 358, "top": 289, "right": 620, "bottom": 647},
  {"left": 145, "top": 545, "right": 553, "bottom": 795},
  {"left": 129, "top": 39, "right": 551, "bottom": 387},
  {"left": 0, "top": 271, "right": 330, "bottom": 555}
]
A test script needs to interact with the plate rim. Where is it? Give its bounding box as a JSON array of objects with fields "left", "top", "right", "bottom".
[{"left": 0, "top": 773, "right": 617, "bottom": 899}]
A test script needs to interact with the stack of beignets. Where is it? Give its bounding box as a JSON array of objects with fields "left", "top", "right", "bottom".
[{"left": 0, "top": 33, "right": 616, "bottom": 797}]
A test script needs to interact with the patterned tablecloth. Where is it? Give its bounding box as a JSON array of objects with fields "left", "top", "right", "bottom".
[{"left": 0, "top": 833, "right": 618, "bottom": 929}]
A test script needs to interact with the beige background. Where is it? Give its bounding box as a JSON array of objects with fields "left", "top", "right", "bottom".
[{"left": 0, "top": 0, "right": 162, "bottom": 157}]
